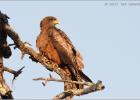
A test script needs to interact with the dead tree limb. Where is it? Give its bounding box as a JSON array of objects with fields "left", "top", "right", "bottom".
[
  {"left": 33, "top": 75, "right": 104, "bottom": 99},
  {"left": 53, "top": 80, "right": 104, "bottom": 100},
  {"left": 0, "top": 66, "right": 25, "bottom": 83},
  {"left": 4, "top": 24, "right": 105, "bottom": 99},
  {"left": 5, "top": 24, "right": 65, "bottom": 77},
  {"left": 5, "top": 24, "right": 77, "bottom": 100},
  {"left": 33, "top": 74, "right": 94, "bottom": 86},
  {"left": 0, "top": 55, "right": 13, "bottom": 99}
]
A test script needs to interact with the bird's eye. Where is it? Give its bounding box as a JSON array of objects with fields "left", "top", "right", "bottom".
[{"left": 49, "top": 18, "right": 54, "bottom": 22}]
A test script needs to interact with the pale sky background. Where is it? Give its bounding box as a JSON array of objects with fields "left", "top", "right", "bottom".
[{"left": 0, "top": 1, "right": 140, "bottom": 99}]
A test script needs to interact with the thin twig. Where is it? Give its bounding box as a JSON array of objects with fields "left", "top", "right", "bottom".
[
  {"left": 0, "top": 66, "right": 25, "bottom": 83},
  {"left": 5, "top": 23, "right": 76, "bottom": 99},
  {"left": 53, "top": 80, "right": 104, "bottom": 99},
  {"left": 0, "top": 57, "right": 13, "bottom": 99},
  {"left": 33, "top": 75, "right": 105, "bottom": 99},
  {"left": 33, "top": 75, "right": 94, "bottom": 86},
  {"left": 4, "top": 24, "right": 105, "bottom": 99}
]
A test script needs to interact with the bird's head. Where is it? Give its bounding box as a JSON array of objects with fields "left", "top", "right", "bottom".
[{"left": 40, "top": 16, "right": 59, "bottom": 29}]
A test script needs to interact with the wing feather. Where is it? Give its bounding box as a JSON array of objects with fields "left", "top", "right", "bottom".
[
  {"left": 49, "top": 27, "right": 84, "bottom": 70},
  {"left": 56, "top": 28, "right": 84, "bottom": 69}
]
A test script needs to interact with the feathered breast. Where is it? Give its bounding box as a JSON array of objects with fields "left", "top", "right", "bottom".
[{"left": 36, "top": 28, "right": 61, "bottom": 64}]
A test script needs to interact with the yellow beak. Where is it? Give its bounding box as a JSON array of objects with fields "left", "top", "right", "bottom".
[{"left": 53, "top": 19, "right": 60, "bottom": 25}]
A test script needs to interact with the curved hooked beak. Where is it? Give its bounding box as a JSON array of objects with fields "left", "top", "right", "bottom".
[{"left": 53, "top": 19, "right": 60, "bottom": 25}]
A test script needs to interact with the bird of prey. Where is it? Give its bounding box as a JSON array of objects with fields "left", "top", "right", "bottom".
[{"left": 36, "top": 16, "right": 92, "bottom": 89}]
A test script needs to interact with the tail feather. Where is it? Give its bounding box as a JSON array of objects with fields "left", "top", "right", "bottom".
[
  {"left": 79, "top": 70, "right": 92, "bottom": 82},
  {"left": 67, "top": 65, "right": 92, "bottom": 89},
  {"left": 67, "top": 66, "right": 80, "bottom": 88}
]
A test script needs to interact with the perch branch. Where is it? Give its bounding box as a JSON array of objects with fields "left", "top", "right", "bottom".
[
  {"left": 33, "top": 75, "right": 104, "bottom": 99},
  {"left": 5, "top": 23, "right": 75, "bottom": 99},
  {"left": 4, "top": 24, "right": 105, "bottom": 99},
  {"left": 33, "top": 74, "right": 94, "bottom": 86},
  {"left": 5, "top": 24, "right": 66, "bottom": 78},
  {"left": 53, "top": 80, "right": 104, "bottom": 99},
  {"left": 0, "top": 58, "right": 13, "bottom": 99}
]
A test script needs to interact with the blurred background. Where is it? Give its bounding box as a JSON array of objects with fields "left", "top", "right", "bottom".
[{"left": 0, "top": 1, "right": 140, "bottom": 99}]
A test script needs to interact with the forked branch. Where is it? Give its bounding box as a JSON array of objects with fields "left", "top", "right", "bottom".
[
  {"left": 4, "top": 24, "right": 105, "bottom": 99},
  {"left": 33, "top": 75, "right": 104, "bottom": 99},
  {"left": 33, "top": 74, "right": 94, "bottom": 86}
]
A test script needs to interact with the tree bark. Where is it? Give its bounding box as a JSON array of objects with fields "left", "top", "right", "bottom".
[
  {"left": 5, "top": 24, "right": 76, "bottom": 99},
  {"left": 0, "top": 52, "right": 13, "bottom": 99},
  {"left": 4, "top": 24, "right": 104, "bottom": 99}
]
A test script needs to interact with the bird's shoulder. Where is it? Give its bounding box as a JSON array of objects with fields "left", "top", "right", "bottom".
[
  {"left": 54, "top": 28, "right": 80, "bottom": 56},
  {"left": 54, "top": 27, "right": 73, "bottom": 45}
]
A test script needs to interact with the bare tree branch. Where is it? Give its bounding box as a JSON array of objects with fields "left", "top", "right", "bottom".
[
  {"left": 4, "top": 24, "right": 105, "bottom": 99},
  {"left": 53, "top": 80, "right": 104, "bottom": 99},
  {"left": 0, "top": 57, "right": 13, "bottom": 99},
  {"left": 5, "top": 24, "right": 77, "bottom": 100},
  {"left": 33, "top": 75, "right": 104, "bottom": 99},
  {"left": 5, "top": 24, "right": 66, "bottom": 78},
  {"left": 0, "top": 66, "right": 24, "bottom": 76},
  {"left": 33, "top": 74, "right": 94, "bottom": 86}
]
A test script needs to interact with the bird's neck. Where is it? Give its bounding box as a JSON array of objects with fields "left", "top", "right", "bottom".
[{"left": 41, "top": 25, "right": 55, "bottom": 30}]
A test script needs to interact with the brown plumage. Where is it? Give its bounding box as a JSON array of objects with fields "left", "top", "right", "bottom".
[{"left": 36, "top": 16, "right": 92, "bottom": 89}]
